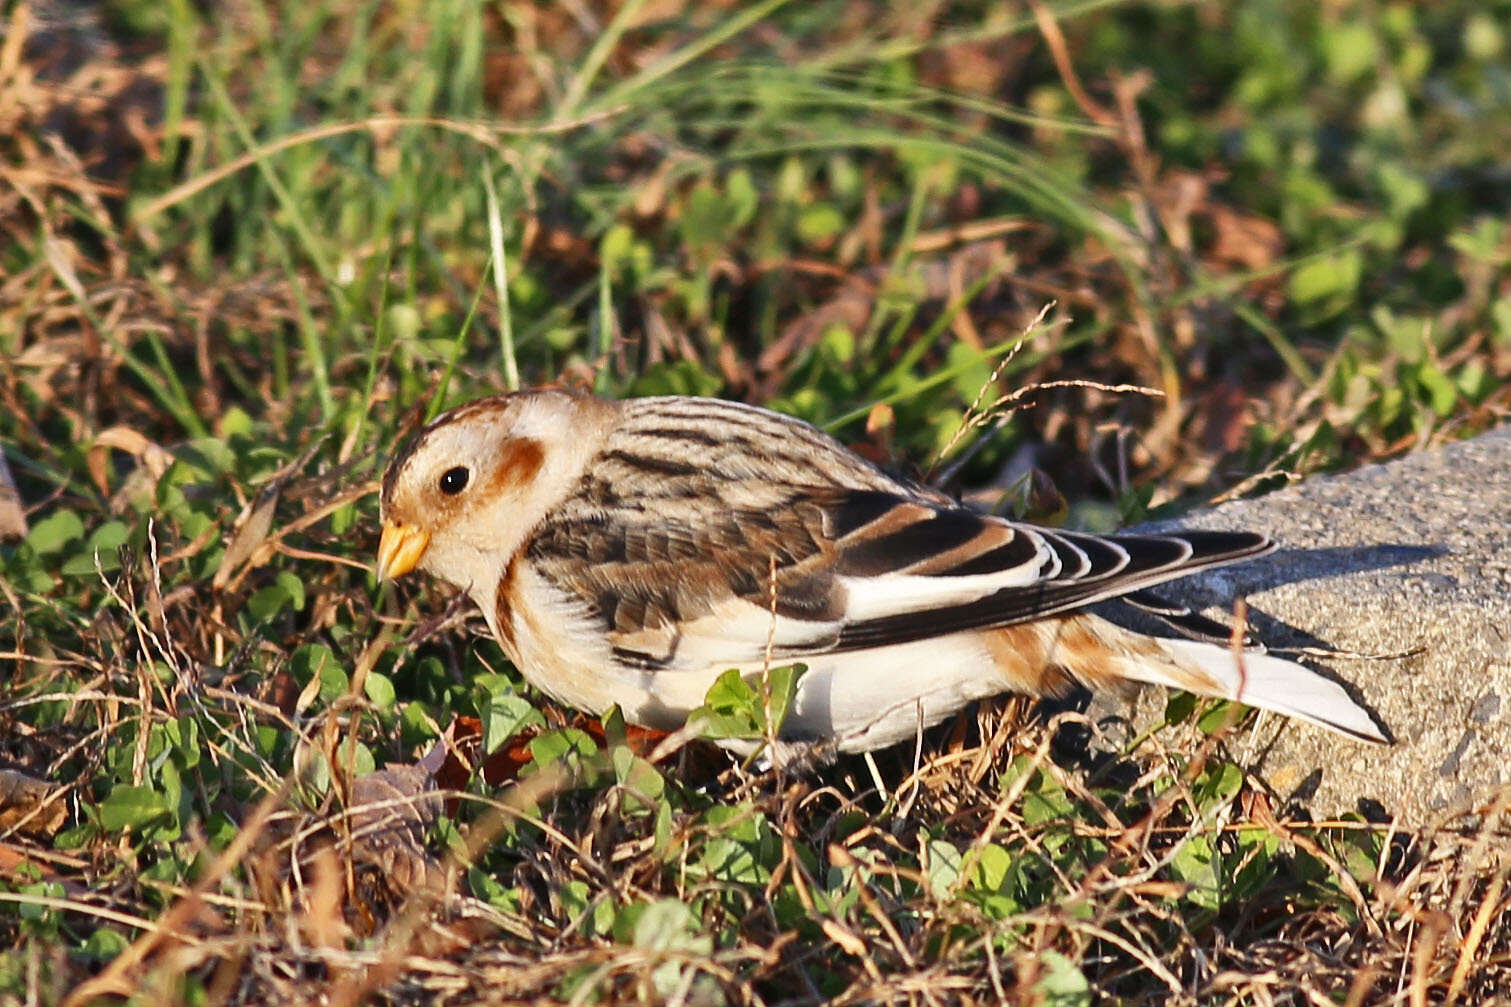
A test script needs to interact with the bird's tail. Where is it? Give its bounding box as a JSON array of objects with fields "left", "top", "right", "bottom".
[{"left": 1116, "top": 635, "right": 1388, "bottom": 744}]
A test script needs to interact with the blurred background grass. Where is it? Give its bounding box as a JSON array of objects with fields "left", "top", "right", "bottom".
[{"left": 2, "top": 1, "right": 1509, "bottom": 1003}]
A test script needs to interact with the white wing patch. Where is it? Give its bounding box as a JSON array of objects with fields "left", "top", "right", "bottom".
[
  {"left": 836, "top": 565, "right": 1042, "bottom": 623},
  {"left": 656, "top": 596, "right": 843, "bottom": 669}
]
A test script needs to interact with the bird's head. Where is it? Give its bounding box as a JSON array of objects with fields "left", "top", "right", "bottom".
[{"left": 376, "top": 389, "right": 613, "bottom": 593}]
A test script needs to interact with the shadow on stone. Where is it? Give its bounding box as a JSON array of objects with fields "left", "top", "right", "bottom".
[{"left": 1175, "top": 543, "right": 1447, "bottom": 598}]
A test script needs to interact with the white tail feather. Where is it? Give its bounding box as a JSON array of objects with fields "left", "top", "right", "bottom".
[{"left": 1133, "top": 639, "right": 1387, "bottom": 743}]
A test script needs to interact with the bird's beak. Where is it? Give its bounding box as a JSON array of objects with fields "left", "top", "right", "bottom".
[{"left": 377, "top": 522, "right": 430, "bottom": 580}]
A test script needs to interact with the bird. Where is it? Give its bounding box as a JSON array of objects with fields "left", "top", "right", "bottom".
[{"left": 376, "top": 388, "right": 1386, "bottom": 756}]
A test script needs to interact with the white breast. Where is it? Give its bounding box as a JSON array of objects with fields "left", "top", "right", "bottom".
[{"left": 495, "top": 567, "right": 1011, "bottom": 752}]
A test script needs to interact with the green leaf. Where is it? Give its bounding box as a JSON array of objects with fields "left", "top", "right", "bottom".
[
  {"left": 364, "top": 671, "right": 396, "bottom": 710},
  {"left": 1197, "top": 700, "right": 1244, "bottom": 736},
  {"left": 1464, "top": 12, "right": 1504, "bottom": 61},
  {"left": 759, "top": 663, "right": 805, "bottom": 737},
  {"left": 1323, "top": 22, "right": 1379, "bottom": 83},
  {"left": 16, "top": 880, "right": 64, "bottom": 926},
  {"left": 1492, "top": 298, "right": 1511, "bottom": 347},
  {"left": 61, "top": 519, "right": 132, "bottom": 576},
  {"left": 26, "top": 510, "right": 85, "bottom": 556},
  {"left": 164, "top": 715, "right": 200, "bottom": 768},
  {"left": 483, "top": 692, "right": 544, "bottom": 755},
  {"left": 468, "top": 866, "right": 516, "bottom": 910},
  {"left": 681, "top": 182, "right": 747, "bottom": 253},
  {"left": 175, "top": 437, "right": 235, "bottom": 478},
  {"left": 1375, "top": 162, "right": 1428, "bottom": 223},
  {"left": 218, "top": 405, "right": 255, "bottom": 438},
  {"left": 400, "top": 700, "right": 441, "bottom": 747},
  {"left": 1021, "top": 770, "right": 1073, "bottom": 825},
  {"left": 90, "top": 520, "right": 131, "bottom": 553},
  {"left": 946, "top": 341, "right": 992, "bottom": 401},
  {"left": 775, "top": 155, "right": 807, "bottom": 204},
  {"left": 1330, "top": 820, "right": 1383, "bottom": 883},
  {"left": 291, "top": 644, "right": 343, "bottom": 701},
  {"left": 1289, "top": 250, "right": 1361, "bottom": 309},
  {"left": 599, "top": 704, "right": 628, "bottom": 748},
  {"left": 696, "top": 804, "right": 774, "bottom": 886},
  {"left": 275, "top": 570, "right": 306, "bottom": 612},
  {"left": 1449, "top": 218, "right": 1507, "bottom": 266},
  {"left": 611, "top": 746, "right": 664, "bottom": 813},
  {"left": 1035, "top": 951, "right": 1091, "bottom": 1007},
  {"left": 629, "top": 360, "right": 722, "bottom": 398},
  {"left": 796, "top": 203, "right": 845, "bottom": 245},
  {"left": 246, "top": 581, "right": 293, "bottom": 621},
  {"left": 338, "top": 742, "right": 375, "bottom": 777},
  {"left": 1415, "top": 361, "right": 1458, "bottom": 417},
  {"left": 628, "top": 898, "right": 712, "bottom": 955},
  {"left": 600, "top": 222, "right": 637, "bottom": 275},
  {"left": 972, "top": 843, "right": 1013, "bottom": 892},
  {"left": 528, "top": 727, "right": 598, "bottom": 769},
  {"left": 1456, "top": 360, "right": 1493, "bottom": 403},
  {"left": 82, "top": 927, "right": 131, "bottom": 962},
  {"left": 689, "top": 664, "right": 806, "bottom": 742},
  {"left": 700, "top": 833, "right": 762, "bottom": 885},
  {"left": 1194, "top": 762, "right": 1244, "bottom": 810},
  {"left": 927, "top": 838, "right": 963, "bottom": 898},
  {"left": 558, "top": 878, "right": 614, "bottom": 935},
  {"left": 1170, "top": 834, "right": 1222, "bottom": 910},
  {"left": 694, "top": 669, "right": 757, "bottom": 737},
  {"left": 725, "top": 168, "right": 759, "bottom": 228},
  {"left": 1165, "top": 689, "right": 1198, "bottom": 729},
  {"left": 97, "top": 785, "right": 173, "bottom": 833},
  {"left": 604, "top": 899, "right": 715, "bottom": 998}
]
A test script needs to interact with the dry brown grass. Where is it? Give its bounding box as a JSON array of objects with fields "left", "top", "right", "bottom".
[{"left": 4, "top": 3, "right": 1511, "bottom": 1004}]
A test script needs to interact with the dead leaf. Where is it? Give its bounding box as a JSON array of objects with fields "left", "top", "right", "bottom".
[
  {"left": 1204, "top": 203, "right": 1283, "bottom": 272},
  {"left": 1021, "top": 468, "right": 1069, "bottom": 526},
  {"left": 212, "top": 438, "right": 326, "bottom": 591},
  {"left": 757, "top": 274, "right": 875, "bottom": 380},
  {"left": 13, "top": 334, "right": 90, "bottom": 405},
  {"left": 346, "top": 757, "right": 447, "bottom": 894},
  {"left": 0, "top": 449, "right": 26, "bottom": 540},
  {"left": 301, "top": 845, "right": 351, "bottom": 950},
  {"left": 1196, "top": 379, "right": 1254, "bottom": 454},
  {"left": 211, "top": 479, "right": 281, "bottom": 591},
  {"left": 0, "top": 768, "right": 68, "bottom": 837},
  {"left": 91, "top": 425, "right": 173, "bottom": 503},
  {"left": 0, "top": 842, "right": 63, "bottom": 880}
]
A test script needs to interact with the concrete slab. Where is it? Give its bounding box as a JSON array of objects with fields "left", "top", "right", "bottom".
[{"left": 1105, "top": 425, "right": 1511, "bottom": 826}]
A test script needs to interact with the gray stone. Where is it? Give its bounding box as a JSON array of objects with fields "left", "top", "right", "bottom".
[{"left": 1104, "top": 425, "right": 1511, "bottom": 826}]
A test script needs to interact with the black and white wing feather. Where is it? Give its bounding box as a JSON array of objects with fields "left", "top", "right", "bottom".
[{"left": 524, "top": 396, "right": 1275, "bottom": 669}]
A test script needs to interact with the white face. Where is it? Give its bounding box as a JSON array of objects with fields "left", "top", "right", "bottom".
[{"left": 377, "top": 390, "right": 609, "bottom": 599}]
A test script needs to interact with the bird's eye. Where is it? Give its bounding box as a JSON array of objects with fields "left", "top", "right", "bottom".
[{"left": 439, "top": 466, "right": 470, "bottom": 495}]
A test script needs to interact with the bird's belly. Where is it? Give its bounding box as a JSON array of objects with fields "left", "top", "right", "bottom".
[
  {"left": 778, "top": 632, "right": 1015, "bottom": 752},
  {"left": 506, "top": 625, "right": 1009, "bottom": 749},
  {"left": 496, "top": 570, "right": 1024, "bottom": 751}
]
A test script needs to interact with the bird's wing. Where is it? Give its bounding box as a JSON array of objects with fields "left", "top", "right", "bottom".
[
  {"left": 824, "top": 500, "right": 1273, "bottom": 652},
  {"left": 526, "top": 474, "right": 1273, "bottom": 670}
]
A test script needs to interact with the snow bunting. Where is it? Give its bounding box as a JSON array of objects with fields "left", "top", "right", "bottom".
[{"left": 377, "top": 389, "right": 1386, "bottom": 753}]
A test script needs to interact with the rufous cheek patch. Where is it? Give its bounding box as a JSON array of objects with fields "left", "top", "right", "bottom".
[{"left": 491, "top": 437, "right": 546, "bottom": 495}]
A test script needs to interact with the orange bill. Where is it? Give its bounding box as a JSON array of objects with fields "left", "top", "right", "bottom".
[{"left": 376, "top": 522, "right": 430, "bottom": 580}]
